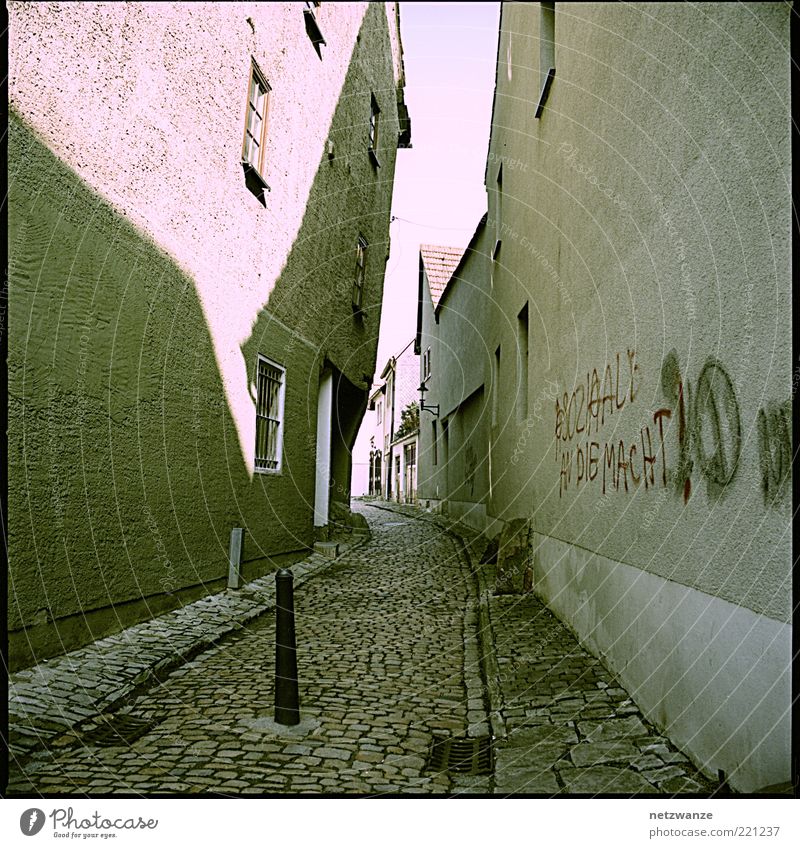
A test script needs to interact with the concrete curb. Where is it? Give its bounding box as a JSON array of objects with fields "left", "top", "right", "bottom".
[{"left": 7, "top": 532, "right": 370, "bottom": 763}]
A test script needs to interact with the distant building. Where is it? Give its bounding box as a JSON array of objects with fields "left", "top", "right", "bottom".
[
  {"left": 416, "top": 225, "right": 494, "bottom": 530},
  {"left": 418, "top": 1, "right": 791, "bottom": 793},
  {"left": 7, "top": 2, "right": 409, "bottom": 669},
  {"left": 367, "top": 340, "right": 419, "bottom": 502}
]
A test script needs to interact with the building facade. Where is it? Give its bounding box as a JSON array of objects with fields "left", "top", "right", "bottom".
[
  {"left": 416, "top": 225, "right": 495, "bottom": 531},
  {"left": 366, "top": 340, "right": 419, "bottom": 501},
  {"left": 419, "top": 2, "right": 792, "bottom": 792},
  {"left": 7, "top": 1, "right": 409, "bottom": 668}
]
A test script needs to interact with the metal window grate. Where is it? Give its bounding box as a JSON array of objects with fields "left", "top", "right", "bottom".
[
  {"left": 426, "top": 735, "right": 494, "bottom": 775},
  {"left": 255, "top": 358, "right": 284, "bottom": 471}
]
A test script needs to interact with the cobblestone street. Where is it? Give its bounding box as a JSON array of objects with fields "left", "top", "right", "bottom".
[
  {"left": 7, "top": 504, "right": 715, "bottom": 796},
  {"left": 7, "top": 506, "right": 483, "bottom": 795}
]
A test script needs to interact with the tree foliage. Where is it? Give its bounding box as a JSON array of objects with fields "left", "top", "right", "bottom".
[{"left": 394, "top": 401, "right": 419, "bottom": 439}]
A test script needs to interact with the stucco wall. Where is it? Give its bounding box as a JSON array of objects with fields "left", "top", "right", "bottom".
[
  {"left": 417, "top": 222, "right": 494, "bottom": 518},
  {"left": 483, "top": 1, "right": 791, "bottom": 790},
  {"left": 8, "top": 2, "right": 404, "bottom": 666},
  {"left": 488, "top": 1, "right": 791, "bottom": 620}
]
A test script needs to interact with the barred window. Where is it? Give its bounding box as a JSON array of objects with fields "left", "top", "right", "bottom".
[{"left": 255, "top": 356, "right": 285, "bottom": 473}]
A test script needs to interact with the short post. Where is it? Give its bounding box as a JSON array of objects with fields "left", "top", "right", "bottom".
[
  {"left": 274, "top": 568, "right": 300, "bottom": 725},
  {"left": 228, "top": 528, "right": 244, "bottom": 589}
]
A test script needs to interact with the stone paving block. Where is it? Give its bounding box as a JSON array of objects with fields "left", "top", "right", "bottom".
[
  {"left": 660, "top": 776, "right": 707, "bottom": 794},
  {"left": 658, "top": 751, "right": 690, "bottom": 765},
  {"left": 642, "top": 765, "right": 690, "bottom": 784},
  {"left": 631, "top": 754, "right": 665, "bottom": 771},
  {"left": 496, "top": 743, "right": 566, "bottom": 771},
  {"left": 558, "top": 765, "right": 659, "bottom": 794},
  {"left": 495, "top": 767, "right": 560, "bottom": 795},
  {"left": 569, "top": 741, "right": 640, "bottom": 767},
  {"left": 506, "top": 724, "right": 578, "bottom": 747},
  {"left": 578, "top": 716, "right": 648, "bottom": 742}
]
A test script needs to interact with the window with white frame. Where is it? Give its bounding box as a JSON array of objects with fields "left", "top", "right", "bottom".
[
  {"left": 353, "top": 235, "right": 368, "bottom": 312},
  {"left": 254, "top": 355, "right": 286, "bottom": 473},
  {"left": 377, "top": 400, "right": 383, "bottom": 425},
  {"left": 242, "top": 61, "right": 271, "bottom": 177}
]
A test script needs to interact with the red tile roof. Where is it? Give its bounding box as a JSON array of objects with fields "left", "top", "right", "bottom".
[{"left": 419, "top": 244, "right": 464, "bottom": 309}]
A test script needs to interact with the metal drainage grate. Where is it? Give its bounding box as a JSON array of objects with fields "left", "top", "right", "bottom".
[
  {"left": 82, "top": 714, "right": 159, "bottom": 747},
  {"left": 426, "top": 735, "right": 493, "bottom": 775}
]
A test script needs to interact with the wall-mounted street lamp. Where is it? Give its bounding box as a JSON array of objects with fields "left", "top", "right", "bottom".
[{"left": 418, "top": 381, "right": 439, "bottom": 417}]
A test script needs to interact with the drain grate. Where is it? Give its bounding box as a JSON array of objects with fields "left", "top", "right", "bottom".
[
  {"left": 426, "top": 735, "right": 493, "bottom": 775},
  {"left": 82, "top": 713, "right": 159, "bottom": 747}
]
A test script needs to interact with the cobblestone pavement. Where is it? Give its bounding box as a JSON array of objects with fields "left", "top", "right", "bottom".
[
  {"left": 6, "top": 534, "right": 367, "bottom": 760},
  {"left": 360, "top": 502, "right": 718, "bottom": 797},
  {"left": 6, "top": 506, "right": 489, "bottom": 795},
  {"left": 487, "top": 589, "right": 717, "bottom": 795},
  {"left": 6, "top": 502, "right": 718, "bottom": 796}
]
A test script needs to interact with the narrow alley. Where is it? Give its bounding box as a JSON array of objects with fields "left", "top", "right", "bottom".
[
  {"left": 7, "top": 3, "right": 791, "bottom": 811},
  {"left": 7, "top": 505, "right": 713, "bottom": 796}
]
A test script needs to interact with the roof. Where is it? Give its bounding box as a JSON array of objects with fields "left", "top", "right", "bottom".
[
  {"left": 434, "top": 213, "right": 488, "bottom": 315},
  {"left": 419, "top": 244, "right": 464, "bottom": 309}
]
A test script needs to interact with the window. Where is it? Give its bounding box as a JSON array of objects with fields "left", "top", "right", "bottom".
[
  {"left": 432, "top": 420, "right": 438, "bottom": 465},
  {"left": 423, "top": 347, "right": 431, "bottom": 381},
  {"left": 242, "top": 61, "right": 271, "bottom": 199},
  {"left": 492, "top": 345, "right": 501, "bottom": 427},
  {"left": 303, "top": 2, "right": 325, "bottom": 56},
  {"left": 495, "top": 164, "right": 503, "bottom": 249},
  {"left": 243, "top": 61, "right": 270, "bottom": 176},
  {"left": 368, "top": 94, "right": 381, "bottom": 167},
  {"left": 377, "top": 400, "right": 382, "bottom": 425},
  {"left": 353, "top": 235, "right": 368, "bottom": 312},
  {"left": 254, "top": 355, "right": 286, "bottom": 473},
  {"left": 493, "top": 167, "right": 503, "bottom": 262},
  {"left": 536, "top": 2, "right": 556, "bottom": 118},
  {"left": 517, "top": 304, "right": 529, "bottom": 422}
]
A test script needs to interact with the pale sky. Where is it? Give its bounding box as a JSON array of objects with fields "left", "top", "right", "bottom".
[
  {"left": 376, "top": 1, "right": 500, "bottom": 367},
  {"left": 353, "top": 2, "right": 499, "bottom": 481}
]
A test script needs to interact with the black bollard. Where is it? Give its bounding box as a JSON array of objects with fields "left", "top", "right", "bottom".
[{"left": 274, "top": 568, "right": 300, "bottom": 725}]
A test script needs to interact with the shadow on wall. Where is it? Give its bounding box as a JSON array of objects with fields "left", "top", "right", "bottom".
[
  {"left": 241, "top": 2, "right": 401, "bottom": 513},
  {"left": 7, "top": 112, "right": 315, "bottom": 670},
  {"left": 6, "top": 3, "right": 400, "bottom": 670}
]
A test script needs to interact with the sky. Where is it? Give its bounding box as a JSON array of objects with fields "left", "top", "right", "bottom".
[
  {"left": 376, "top": 1, "right": 500, "bottom": 366},
  {"left": 353, "top": 2, "right": 500, "bottom": 480}
]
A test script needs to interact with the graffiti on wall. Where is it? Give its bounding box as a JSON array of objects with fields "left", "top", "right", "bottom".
[
  {"left": 555, "top": 349, "right": 671, "bottom": 496},
  {"left": 555, "top": 348, "right": 791, "bottom": 507},
  {"left": 660, "top": 351, "right": 742, "bottom": 503},
  {"left": 757, "top": 399, "right": 791, "bottom": 505}
]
